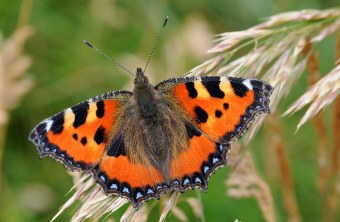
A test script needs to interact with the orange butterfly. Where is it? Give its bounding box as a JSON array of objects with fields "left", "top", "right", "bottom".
[{"left": 29, "top": 18, "right": 273, "bottom": 209}]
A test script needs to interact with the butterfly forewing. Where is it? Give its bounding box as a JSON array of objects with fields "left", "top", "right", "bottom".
[
  {"left": 29, "top": 91, "right": 132, "bottom": 171},
  {"left": 157, "top": 76, "right": 273, "bottom": 143}
]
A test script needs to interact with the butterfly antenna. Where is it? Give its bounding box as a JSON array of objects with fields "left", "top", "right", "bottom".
[
  {"left": 83, "top": 40, "right": 135, "bottom": 76},
  {"left": 143, "top": 16, "right": 168, "bottom": 73}
]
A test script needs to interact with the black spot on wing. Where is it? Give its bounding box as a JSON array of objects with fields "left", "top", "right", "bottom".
[
  {"left": 228, "top": 77, "right": 248, "bottom": 97},
  {"left": 185, "top": 122, "right": 202, "bottom": 138},
  {"left": 50, "top": 112, "right": 64, "bottom": 134},
  {"left": 185, "top": 82, "right": 198, "bottom": 98},
  {"left": 94, "top": 126, "right": 105, "bottom": 145},
  {"left": 107, "top": 134, "right": 126, "bottom": 157},
  {"left": 201, "top": 76, "right": 225, "bottom": 99},
  {"left": 96, "top": 101, "right": 105, "bottom": 118},
  {"left": 72, "top": 102, "right": 89, "bottom": 128},
  {"left": 81, "top": 137, "right": 87, "bottom": 145},
  {"left": 223, "top": 103, "right": 229, "bottom": 110},
  {"left": 215, "top": 110, "right": 222, "bottom": 118},
  {"left": 72, "top": 133, "right": 78, "bottom": 140},
  {"left": 194, "top": 106, "right": 208, "bottom": 124}
]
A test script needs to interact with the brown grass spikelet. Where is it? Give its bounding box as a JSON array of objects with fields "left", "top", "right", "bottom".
[
  {"left": 326, "top": 95, "right": 340, "bottom": 221},
  {"left": 168, "top": 206, "right": 188, "bottom": 222},
  {"left": 163, "top": 195, "right": 204, "bottom": 221},
  {"left": 324, "top": 32, "right": 340, "bottom": 222},
  {"left": 302, "top": 41, "right": 330, "bottom": 200},
  {"left": 159, "top": 191, "right": 181, "bottom": 222},
  {"left": 0, "top": 26, "right": 34, "bottom": 119},
  {"left": 283, "top": 64, "right": 340, "bottom": 129},
  {"left": 267, "top": 114, "right": 301, "bottom": 222},
  {"left": 121, "top": 205, "right": 149, "bottom": 222},
  {"left": 185, "top": 197, "right": 203, "bottom": 219},
  {"left": 0, "top": 25, "right": 34, "bottom": 185}
]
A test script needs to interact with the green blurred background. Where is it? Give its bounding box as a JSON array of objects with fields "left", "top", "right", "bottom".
[{"left": 0, "top": 0, "right": 338, "bottom": 221}]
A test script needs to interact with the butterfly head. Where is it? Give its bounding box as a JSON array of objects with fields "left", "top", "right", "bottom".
[{"left": 134, "top": 68, "right": 149, "bottom": 89}]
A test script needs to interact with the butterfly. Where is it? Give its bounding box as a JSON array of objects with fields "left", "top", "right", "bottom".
[
  {"left": 29, "top": 16, "right": 272, "bottom": 209},
  {"left": 29, "top": 66, "right": 273, "bottom": 208}
]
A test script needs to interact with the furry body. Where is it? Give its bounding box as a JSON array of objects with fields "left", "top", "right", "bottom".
[{"left": 120, "top": 68, "right": 189, "bottom": 183}]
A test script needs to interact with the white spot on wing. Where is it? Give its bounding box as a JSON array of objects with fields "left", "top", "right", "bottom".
[
  {"left": 45, "top": 119, "right": 53, "bottom": 131},
  {"left": 204, "top": 166, "right": 209, "bottom": 173},
  {"left": 219, "top": 144, "right": 224, "bottom": 151},
  {"left": 136, "top": 192, "right": 143, "bottom": 199},
  {"left": 147, "top": 189, "right": 154, "bottom": 194},
  {"left": 212, "top": 157, "right": 219, "bottom": 164},
  {"left": 110, "top": 183, "right": 118, "bottom": 189},
  {"left": 100, "top": 175, "right": 106, "bottom": 182},
  {"left": 123, "top": 187, "right": 130, "bottom": 193},
  {"left": 243, "top": 79, "right": 253, "bottom": 90},
  {"left": 65, "top": 108, "right": 73, "bottom": 113}
]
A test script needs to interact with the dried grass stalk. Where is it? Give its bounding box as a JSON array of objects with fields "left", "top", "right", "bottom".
[
  {"left": 302, "top": 42, "right": 330, "bottom": 201},
  {"left": 325, "top": 96, "right": 340, "bottom": 222},
  {"left": 122, "top": 205, "right": 149, "bottom": 222},
  {"left": 159, "top": 191, "right": 181, "bottom": 222},
  {"left": 52, "top": 173, "right": 128, "bottom": 222},
  {"left": 169, "top": 206, "right": 188, "bottom": 222},
  {"left": 268, "top": 114, "right": 301, "bottom": 222},
  {"left": 185, "top": 197, "right": 203, "bottom": 219},
  {"left": 17, "top": 0, "right": 33, "bottom": 28},
  {"left": 324, "top": 32, "right": 340, "bottom": 222},
  {"left": 226, "top": 147, "right": 275, "bottom": 222}
]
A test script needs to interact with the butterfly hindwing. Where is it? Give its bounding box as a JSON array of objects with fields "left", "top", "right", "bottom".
[
  {"left": 93, "top": 150, "right": 166, "bottom": 208},
  {"left": 170, "top": 122, "right": 230, "bottom": 191},
  {"left": 28, "top": 90, "right": 132, "bottom": 171}
]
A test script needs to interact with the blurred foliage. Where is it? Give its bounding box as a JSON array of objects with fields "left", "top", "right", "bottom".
[{"left": 0, "top": 0, "right": 339, "bottom": 221}]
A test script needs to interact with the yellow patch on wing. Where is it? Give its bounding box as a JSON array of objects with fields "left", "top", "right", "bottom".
[
  {"left": 219, "top": 79, "right": 234, "bottom": 95},
  {"left": 87, "top": 102, "right": 99, "bottom": 123},
  {"left": 194, "top": 82, "right": 210, "bottom": 99},
  {"left": 64, "top": 108, "right": 75, "bottom": 127}
]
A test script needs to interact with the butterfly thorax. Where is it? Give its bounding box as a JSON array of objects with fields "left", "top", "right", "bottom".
[{"left": 118, "top": 68, "right": 190, "bottom": 182}]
